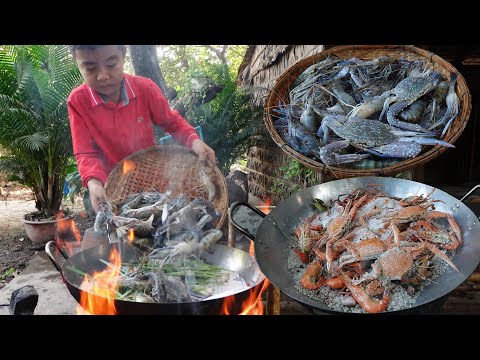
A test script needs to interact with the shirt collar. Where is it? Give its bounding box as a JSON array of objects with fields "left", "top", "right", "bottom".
[{"left": 88, "top": 74, "right": 136, "bottom": 107}]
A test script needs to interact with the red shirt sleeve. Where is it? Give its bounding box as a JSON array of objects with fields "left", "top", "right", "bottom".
[
  {"left": 67, "top": 100, "right": 109, "bottom": 188},
  {"left": 145, "top": 80, "right": 200, "bottom": 147}
]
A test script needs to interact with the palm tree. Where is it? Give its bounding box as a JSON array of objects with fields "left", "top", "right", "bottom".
[
  {"left": 0, "top": 45, "right": 83, "bottom": 218},
  {"left": 188, "top": 64, "right": 263, "bottom": 175}
]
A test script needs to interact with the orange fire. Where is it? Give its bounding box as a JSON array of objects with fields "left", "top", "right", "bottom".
[
  {"left": 77, "top": 246, "right": 121, "bottom": 315},
  {"left": 127, "top": 229, "right": 135, "bottom": 244},
  {"left": 256, "top": 197, "right": 273, "bottom": 215},
  {"left": 219, "top": 278, "right": 270, "bottom": 315},
  {"left": 220, "top": 239, "right": 269, "bottom": 315},
  {"left": 122, "top": 159, "right": 136, "bottom": 174},
  {"left": 55, "top": 211, "right": 81, "bottom": 255},
  {"left": 263, "top": 197, "right": 272, "bottom": 208}
]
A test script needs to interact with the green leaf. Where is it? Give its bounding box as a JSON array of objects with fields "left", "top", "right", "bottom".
[{"left": 0, "top": 45, "right": 83, "bottom": 216}]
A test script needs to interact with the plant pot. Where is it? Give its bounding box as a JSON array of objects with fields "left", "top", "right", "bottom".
[{"left": 22, "top": 214, "right": 74, "bottom": 245}]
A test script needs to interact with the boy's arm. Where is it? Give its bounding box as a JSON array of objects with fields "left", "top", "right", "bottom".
[{"left": 68, "top": 101, "right": 109, "bottom": 188}]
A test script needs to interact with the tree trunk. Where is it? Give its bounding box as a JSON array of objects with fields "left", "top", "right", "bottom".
[
  {"left": 127, "top": 45, "right": 168, "bottom": 141},
  {"left": 128, "top": 45, "right": 168, "bottom": 96}
]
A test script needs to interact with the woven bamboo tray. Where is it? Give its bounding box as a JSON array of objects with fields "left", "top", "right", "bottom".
[
  {"left": 104, "top": 145, "right": 228, "bottom": 230},
  {"left": 264, "top": 45, "right": 472, "bottom": 178}
]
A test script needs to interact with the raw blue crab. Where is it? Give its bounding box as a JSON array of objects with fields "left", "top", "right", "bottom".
[
  {"left": 380, "top": 71, "right": 443, "bottom": 132},
  {"left": 316, "top": 115, "right": 454, "bottom": 165}
]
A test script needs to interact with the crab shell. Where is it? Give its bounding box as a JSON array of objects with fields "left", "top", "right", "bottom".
[
  {"left": 393, "top": 72, "right": 442, "bottom": 101},
  {"left": 345, "top": 237, "right": 387, "bottom": 260},
  {"left": 372, "top": 248, "right": 414, "bottom": 280},
  {"left": 329, "top": 117, "right": 397, "bottom": 147}
]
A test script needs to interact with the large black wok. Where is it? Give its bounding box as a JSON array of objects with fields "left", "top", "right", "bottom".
[
  {"left": 45, "top": 241, "right": 265, "bottom": 315},
  {"left": 230, "top": 176, "right": 480, "bottom": 314}
]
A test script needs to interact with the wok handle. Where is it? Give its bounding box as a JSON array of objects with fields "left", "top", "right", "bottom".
[
  {"left": 460, "top": 185, "right": 480, "bottom": 203},
  {"left": 229, "top": 201, "right": 266, "bottom": 241},
  {"left": 45, "top": 241, "right": 69, "bottom": 274}
]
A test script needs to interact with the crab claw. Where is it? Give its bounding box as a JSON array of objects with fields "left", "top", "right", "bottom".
[
  {"left": 390, "top": 129, "right": 437, "bottom": 137},
  {"left": 398, "top": 137, "right": 455, "bottom": 148},
  {"left": 358, "top": 141, "right": 423, "bottom": 159},
  {"left": 319, "top": 140, "right": 370, "bottom": 166},
  {"left": 317, "top": 115, "right": 347, "bottom": 144}
]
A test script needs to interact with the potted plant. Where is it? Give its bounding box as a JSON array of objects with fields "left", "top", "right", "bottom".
[{"left": 0, "top": 45, "right": 83, "bottom": 244}]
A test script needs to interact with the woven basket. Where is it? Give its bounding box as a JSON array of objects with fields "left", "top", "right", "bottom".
[
  {"left": 104, "top": 145, "right": 228, "bottom": 230},
  {"left": 264, "top": 45, "right": 472, "bottom": 178}
]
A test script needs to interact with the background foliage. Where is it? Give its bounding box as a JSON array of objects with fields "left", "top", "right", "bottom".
[{"left": 0, "top": 45, "right": 83, "bottom": 217}]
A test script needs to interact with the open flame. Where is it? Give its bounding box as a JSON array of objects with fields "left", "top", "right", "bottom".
[
  {"left": 55, "top": 211, "right": 81, "bottom": 256},
  {"left": 122, "top": 159, "right": 136, "bottom": 175},
  {"left": 127, "top": 229, "right": 135, "bottom": 244},
  {"left": 219, "top": 278, "right": 270, "bottom": 315},
  {"left": 77, "top": 246, "right": 121, "bottom": 315},
  {"left": 220, "top": 239, "right": 269, "bottom": 315},
  {"left": 256, "top": 197, "right": 273, "bottom": 215}
]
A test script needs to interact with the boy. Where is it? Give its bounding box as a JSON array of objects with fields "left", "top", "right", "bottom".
[{"left": 67, "top": 45, "right": 216, "bottom": 213}]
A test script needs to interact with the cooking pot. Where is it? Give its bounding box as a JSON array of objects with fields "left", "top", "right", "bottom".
[
  {"left": 229, "top": 176, "right": 480, "bottom": 314},
  {"left": 45, "top": 241, "right": 265, "bottom": 315}
]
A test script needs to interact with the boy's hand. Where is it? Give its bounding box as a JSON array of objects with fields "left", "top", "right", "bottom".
[
  {"left": 191, "top": 139, "right": 216, "bottom": 164},
  {"left": 87, "top": 178, "right": 106, "bottom": 214}
]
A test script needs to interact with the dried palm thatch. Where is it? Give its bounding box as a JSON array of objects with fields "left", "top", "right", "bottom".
[{"left": 237, "top": 46, "right": 328, "bottom": 203}]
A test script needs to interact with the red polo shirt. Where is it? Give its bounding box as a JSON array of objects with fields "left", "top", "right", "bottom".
[{"left": 67, "top": 73, "right": 200, "bottom": 188}]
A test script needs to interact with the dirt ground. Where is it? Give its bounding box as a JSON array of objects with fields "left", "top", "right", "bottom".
[{"left": 0, "top": 182, "right": 94, "bottom": 289}]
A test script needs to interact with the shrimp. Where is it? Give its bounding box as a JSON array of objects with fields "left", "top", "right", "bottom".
[
  {"left": 340, "top": 272, "right": 390, "bottom": 313},
  {"left": 300, "top": 260, "right": 325, "bottom": 289}
]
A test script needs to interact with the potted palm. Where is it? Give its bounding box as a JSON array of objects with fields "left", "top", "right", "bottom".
[{"left": 0, "top": 45, "right": 83, "bottom": 244}]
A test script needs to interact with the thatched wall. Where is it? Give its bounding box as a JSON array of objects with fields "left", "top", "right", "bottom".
[
  {"left": 238, "top": 45, "right": 325, "bottom": 107},
  {"left": 237, "top": 45, "right": 327, "bottom": 204}
]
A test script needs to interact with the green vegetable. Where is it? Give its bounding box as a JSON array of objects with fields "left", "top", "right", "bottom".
[{"left": 312, "top": 198, "right": 327, "bottom": 211}]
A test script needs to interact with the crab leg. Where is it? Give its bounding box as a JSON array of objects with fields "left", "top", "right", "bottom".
[
  {"left": 423, "top": 242, "right": 459, "bottom": 272},
  {"left": 428, "top": 73, "right": 459, "bottom": 136},
  {"left": 426, "top": 211, "right": 463, "bottom": 246},
  {"left": 387, "top": 100, "right": 433, "bottom": 132},
  {"left": 319, "top": 140, "right": 370, "bottom": 166}
]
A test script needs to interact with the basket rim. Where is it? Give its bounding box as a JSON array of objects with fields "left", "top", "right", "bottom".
[
  {"left": 264, "top": 45, "right": 472, "bottom": 178},
  {"left": 104, "top": 144, "right": 229, "bottom": 230}
]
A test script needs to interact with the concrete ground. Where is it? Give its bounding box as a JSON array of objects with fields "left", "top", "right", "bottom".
[
  {"left": 0, "top": 194, "right": 301, "bottom": 315},
  {"left": 0, "top": 251, "right": 78, "bottom": 315}
]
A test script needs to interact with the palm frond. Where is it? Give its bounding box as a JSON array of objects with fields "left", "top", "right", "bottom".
[
  {"left": 189, "top": 64, "right": 262, "bottom": 174},
  {"left": 12, "top": 132, "right": 48, "bottom": 151},
  {"left": 0, "top": 45, "right": 83, "bottom": 215}
]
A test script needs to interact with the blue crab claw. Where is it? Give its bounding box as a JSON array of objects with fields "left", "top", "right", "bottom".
[
  {"left": 389, "top": 128, "right": 437, "bottom": 138},
  {"left": 359, "top": 141, "right": 423, "bottom": 159},
  {"left": 319, "top": 140, "right": 370, "bottom": 166},
  {"left": 397, "top": 137, "right": 455, "bottom": 148},
  {"left": 356, "top": 136, "right": 454, "bottom": 160},
  {"left": 317, "top": 115, "right": 348, "bottom": 145}
]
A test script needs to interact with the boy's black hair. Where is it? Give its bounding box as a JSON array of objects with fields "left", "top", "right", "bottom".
[{"left": 68, "top": 45, "right": 126, "bottom": 57}]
